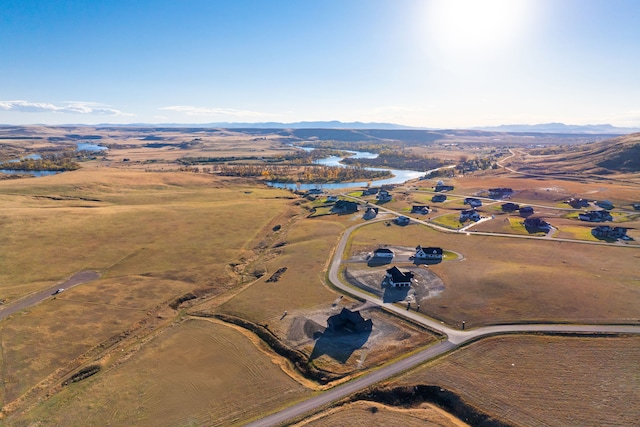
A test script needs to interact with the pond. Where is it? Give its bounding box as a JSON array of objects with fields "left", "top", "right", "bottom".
[
  {"left": 77, "top": 142, "right": 108, "bottom": 152},
  {"left": 0, "top": 170, "right": 60, "bottom": 177}
]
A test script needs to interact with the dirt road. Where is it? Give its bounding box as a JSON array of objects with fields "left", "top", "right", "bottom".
[{"left": 0, "top": 270, "right": 100, "bottom": 321}]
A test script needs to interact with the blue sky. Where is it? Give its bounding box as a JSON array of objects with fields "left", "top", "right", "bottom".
[{"left": 1, "top": 0, "right": 639, "bottom": 127}]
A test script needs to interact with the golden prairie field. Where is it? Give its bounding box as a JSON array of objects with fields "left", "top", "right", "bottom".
[{"left": 390, "top": 335, "right": 640, "bottom": 427}]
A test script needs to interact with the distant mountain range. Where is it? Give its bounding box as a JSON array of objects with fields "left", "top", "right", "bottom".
[
  {"left": 3, "top": 121, "right": 639, "bottom": 134},
  {"left": 473, "top": 122, "right": 640, "bottom": 134},
  {"left": 132, "top": 121, "right": 640, "bottom": 134},
  {"left": 95, "top": 121, "right": 417, "bottom": 130}
]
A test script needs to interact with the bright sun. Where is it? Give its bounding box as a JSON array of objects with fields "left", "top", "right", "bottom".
[{"left": 424, "top": 0, "right": 533, "bottom": 56}]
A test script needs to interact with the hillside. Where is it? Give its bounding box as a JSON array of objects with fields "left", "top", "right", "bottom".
[{"left": 513, "top": 132, "right": 640, "bottom": 176}]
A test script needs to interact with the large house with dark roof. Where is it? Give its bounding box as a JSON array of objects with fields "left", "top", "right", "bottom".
[
  {"left": 327, "top": 308, "right": 372, "bottom": 333},
  {"left": 385, "top": 266, "right": 414, "bottom": 288}
]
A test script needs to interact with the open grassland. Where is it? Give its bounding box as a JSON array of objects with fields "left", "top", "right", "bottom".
[
  {"left": 390, "top": 335, "right": 640, "bottom": 427},
  {"left": 350, "top": 221, "right": 640, "bottom": 327},
  {"left": 0, "top": 168, "right": 298, "bottom": 415},
  {"left": 296, "top": 400, "right": 468, "bottom": 427},
  {"left": 0, "top": 275, "right": 194, "bottom": 406},
  {"left": 213, "top": 217, "right": 345, "bottom": 324},
  {"left": 0, "top": 168, "right": 291, "bottom": 294},
  {"left": 8, "top": 319, "right": 312, "bottom": 427}
]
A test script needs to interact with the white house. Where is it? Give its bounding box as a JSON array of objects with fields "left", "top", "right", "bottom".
[
  {"left": 415, "top": 245, "right": 443, "bottom": 260},
  {"left": 373, "top": 248, "right": 394, "bottom": 259}
]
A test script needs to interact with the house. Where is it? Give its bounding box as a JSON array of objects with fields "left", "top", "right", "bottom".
[
  {"left": 307, "top": 188, "right": 323, "bottom": 195},
  {"left": 524, "top": 217, "right": 551, "bottom": 232},
  {"left": 385, "top": 266, "right": 414, "bottom": 288},
  {"left": 411, "top": 205, "right": 430, "bottom": 214},
  {"left": 331, "top": 200, "right": 358, "bottom": 214},
  {"left": 596, "top": 200, "right": 614, "bottom": 210},
  {"left": 633, "top": 203, "right": 640, "bottom": 211},
  {"left": 394, "top": 216, "right": 410, "bottom": 226},
  {"left": 578, "top": 210, "right": 612, "bottom": 222},
  {"left": 519, "top": 206, "right": 534, "bottom": 217},
  {"left": 363, "top": 206, "right": 378, "bottom": 219},
  {"left": 432, "top": 194, "right": 447, "bottom": 203},
  {"left": 376, "top": 190, "right": 392, "bottom": 202},
  {"left": 434, "top": 184, "right": 455, "bottom": 192},
  {"left": 326, "top": 195, "right": 338, "bottom": 203},
  {"left": 362, "top": 187, "right": 379, "bottom": 196},
  {"left": 459, "top": 209, "right": 480, "bottom": 222},
  {"left": 415, "top": 245, "right": 443, "bottom": 260},
  {"left": 327, "top": 308, "right": 373, "bottom": 333},
  {"left": 501, "top": 202, "right": 520, "bottom": 212},
  {"left": 567, "top": 198, "right": 590, "bottom": 208},
  {"left": 488, "top": 188, "right": 514, "bottom": 199},
  {"left": 464, "top": 197, "right": 482, "bottom": 208},
  {"left": 373, "top": 248, "right": 394, "bottom": 259},
  {"left": 591, "top": 226, "right": 629, "bottom": 240}
]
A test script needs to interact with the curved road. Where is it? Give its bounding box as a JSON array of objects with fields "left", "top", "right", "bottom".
[
  {"left": 246, "top": 213, "right": 640, "bottom": 427},
  {"left": 0, "top": 270, "right": 100, "bottom": 321}
]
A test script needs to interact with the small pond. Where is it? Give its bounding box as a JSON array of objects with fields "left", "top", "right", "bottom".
[{"left": 77, "top": 142, "right": 108, "bottom": 152}]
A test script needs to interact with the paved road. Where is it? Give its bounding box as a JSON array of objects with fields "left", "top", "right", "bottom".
[
  {"left": 246, "top": 213, "right": 640, "bottom": 426},
  {"left": 245, "top": 340, "right": 456, "bottom": 427},
  {"left": 0, "top": 270, "right": 100, "bottom": 321}
]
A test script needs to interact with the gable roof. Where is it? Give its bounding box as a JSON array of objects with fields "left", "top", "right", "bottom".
[{"left": 386, "top": 266, "right": 414, "bottom": 282}]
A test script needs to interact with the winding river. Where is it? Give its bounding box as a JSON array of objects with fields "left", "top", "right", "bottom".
[{"left": 267, "top": 147, "right": 428, "bottom": 190}]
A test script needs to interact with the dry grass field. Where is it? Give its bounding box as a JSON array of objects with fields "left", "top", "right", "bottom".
[
  {"left": 349, "top": 221, "right": 640, "bottom": 327},
  {"left": 211, "top": 217, "right": 346, "bottom": 323},
  {"left": 0, "top": 167, "right": 301, "bottom": 416},
  {"left": 390, "top": 335, "right": 640, "bottom": 427},
  {"left": 8, "top": 318, "right": 312, "bottom": 427},
  {"left": 296, "top": 400, "right": 468, "bottom": 427}
]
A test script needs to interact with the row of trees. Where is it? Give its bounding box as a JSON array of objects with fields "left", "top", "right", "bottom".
[
  {"left": 342, "top": 150, "right": 445, "bottom": 171},
  {"left": 0, "top": 152, "right": 79, "bottom": 171},
  {"left": 180, "top": 163, "right": 391, "bottom": 183}
]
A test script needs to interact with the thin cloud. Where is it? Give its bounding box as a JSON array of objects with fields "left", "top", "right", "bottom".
[
  {"left": 160, "top": 105, "right": 274, "bottom": 118},
  {"left": 0, "top": 100, "right": 132, "bottom": 116}
]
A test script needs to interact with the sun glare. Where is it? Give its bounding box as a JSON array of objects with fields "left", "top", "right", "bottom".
[{"left": 424, "top": 0, "right": 533, "bottom": 56}]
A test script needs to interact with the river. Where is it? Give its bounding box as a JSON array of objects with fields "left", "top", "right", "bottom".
[
  {"left": 267, "top": 147, "right": 428, "bottom": 190},
  {"left": 0, "top": 143, "right": 108, "bottom": 177}
]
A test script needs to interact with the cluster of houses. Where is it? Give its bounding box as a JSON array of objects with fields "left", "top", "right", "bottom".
[
  {"left": 379, "top": 245, "right": 444, "bottom": 289},
  {"left": 321, "top": 185, "right": 633, "bottom": 243}
]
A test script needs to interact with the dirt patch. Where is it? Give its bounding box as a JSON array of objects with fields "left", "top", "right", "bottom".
[
  {"left": 280, "top": 301, "right": 437, "bottom": 375},
  {"left": 344, "top": 266, "right": 445, "bottom": 307}
]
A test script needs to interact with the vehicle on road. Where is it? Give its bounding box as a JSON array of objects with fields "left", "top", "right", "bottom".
[{"left": 52, "top": 289, "right": 64, "bottom": 295}]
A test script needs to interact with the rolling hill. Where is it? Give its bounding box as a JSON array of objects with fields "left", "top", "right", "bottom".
[{"left": 514, "top": 132, "right": 640, "bottom": 176}]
